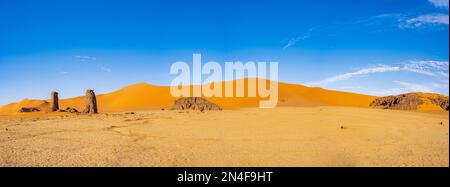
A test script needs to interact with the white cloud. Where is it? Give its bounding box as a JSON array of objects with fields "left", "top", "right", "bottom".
[
  {"left": 74, "top": 55, "right": 97, "bottom": 62},
  {"left": 305, "top": 60, "right": 449, "bottom": 87},
  {"left": 305, "top": 66, "right": 401, "bottom": 86},
  {"left": 393, "top": 81, "right": 434, "bottom": 93},
  {"left": 403, "top": 60, "right": 449, "bottom": 77},
  {"left": 73, "top": 55, "right": 112, "bottom": 73},
  {"left": 431, "top": 82, "right": 449, "bottom": 89},
  {"left": 401, "top": 14, "right": 449, "bottom": 28},
  {"left": 373, "top": 12, "right": 448, "bottom": 29},
  {"left": 437, "top": 71, "right": 449, "bottom": 78},
  {"left": 340, "top": 86, "right": 363, "bottom": 89},
  {"left": 100, "top": 65, "right": 112, "bottom": 73},
  {"left": 283, "top": 36, "right": 308, "bottom": 50},
  {"left": 373, "top": 13, "right": 408, "bottom": 23},
  {"left": 368, "top": 81, "right": 436, "bottom": 96},
  {"left": 283, "top": 29, "right": 313, "bottom": 50},
  {"left": 429, "top": 0, "right": 449, "bottom": 9},
  {"left": 413, "top": 60, "right": 449, "bottom": 70},
  {"left": 368, "top": 88, "right": 407, "bottom": 96},
  {"left": 397, "top": 0, "right": 450, "bottom": 29}
]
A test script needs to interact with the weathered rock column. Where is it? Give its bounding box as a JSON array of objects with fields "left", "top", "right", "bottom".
[
  {"left": 51, "top": 91, "right": 59, "bottom": 111},
  {"left": 83, "top": 89, "right": 98, "bottom": 114}
]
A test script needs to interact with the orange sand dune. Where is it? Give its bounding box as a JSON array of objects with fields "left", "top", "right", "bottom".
[
  {"left": 0, "top": 78, "right": 378, "bottom": 113},
  {"left": 0, "top": 99, "right": 50, "bottom": 114}
]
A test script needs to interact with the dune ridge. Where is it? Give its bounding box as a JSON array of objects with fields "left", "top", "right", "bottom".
[{"left": 0, "top": 78, "right": 447, "bottom": 114}]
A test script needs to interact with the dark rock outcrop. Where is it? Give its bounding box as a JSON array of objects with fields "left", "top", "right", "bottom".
[
  {"left": 19, "top": 107, "right": 40, "bottom": 112},
  {"left": 83, "top": 90, "right": 98, "bottom": 114},
  {"left": 51, "top": 91, "right": 59, "bottom": 111},
  {"left": 429, "top": 95, "right": 449, "bottom": 111},
  {"left": 172, "top": 97, "right": 222, "bottom": 111},
  {"left": 370, "top": 93, "right": 423, "bottom": 110},
  {"left": 59, "top": 107, "right": 79, "bottom": 113}
]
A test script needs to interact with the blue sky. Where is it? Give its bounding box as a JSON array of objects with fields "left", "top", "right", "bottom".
[{"left": 0, "top": 0, "right": 448, "bottom": 105}]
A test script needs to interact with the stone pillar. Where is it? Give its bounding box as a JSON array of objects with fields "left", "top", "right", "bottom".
[
  {"left": 83, "top": 89, "right": 98, "bottom": 114},
  {"left": 51, "top": 91, "right": 59, "bottom": 111}
]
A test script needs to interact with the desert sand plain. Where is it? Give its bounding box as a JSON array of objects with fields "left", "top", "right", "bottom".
[
  {"left": 0, "top": 107, "right": 448, "bottom": 166},
  {"left": 0, "top": 80, "right": 448, "bottom": 166}
]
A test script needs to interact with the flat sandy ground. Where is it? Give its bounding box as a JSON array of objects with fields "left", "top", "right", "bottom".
[{"left": 0, "top": 106, "right": 448, "bottom": 167}]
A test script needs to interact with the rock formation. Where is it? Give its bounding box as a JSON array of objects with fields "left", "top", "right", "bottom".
[
  {"left": 370, "top": 93, "right": 450, "bottom": 111},
  {"left": 59, "top": 107, "right": 79, "bottom": 113},
  {"left": 429, "top": 95, "right": 449, "bottom": 111},
  {"left": 66, "top": 107, "right": 79, "bottom": 113},
  {"left": 172, "top": 97, "right": 222, "bottom": 111},
  {"left": 83, "top": 89, "right": 98, "bottom": 114},
  {"left": 370, "top": 93, "right": 423, "bottom": 110},
  {"left": 51, "top": 91, "right": 59, "bottom": 111},
  {"left": 19, "top": 107, "right": 40, "bottom": 112}
]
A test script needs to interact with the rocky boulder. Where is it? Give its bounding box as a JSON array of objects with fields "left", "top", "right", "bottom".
[
  {"left": 59, "top": 107, "right": 79, "bottom": 113},
  {"left": 19, "top": 107, "right": 40, "bottom": 112},
  {"left": 172, "top": 97, "right": 222, "bottom": 111},
  {"left": 429, "top": 95, "right": 449, "bottom": 111},
  {"left": 370, "top": 93, "right": 423, "bottom": 110}
]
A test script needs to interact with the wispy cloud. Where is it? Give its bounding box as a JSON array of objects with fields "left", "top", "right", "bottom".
[
  {"left": 431, "top": 82, "right": 448, "bottom": 89},
  {"left": 73, "top": 55, "right": 112, "bottom": 73},
  {"left": 283, "top": 35, "right": 309, "bottom": 50},
  {"left": 306, "top": 60, "right": 449, "bottom": 95},
  {"left": 400, "top": 0, "right": 449, "bottom": 28},
  {"left": 403, "top": 60, "right": 449, "bottom": 77},
  {"left": 368, "top": 81, "right": 436, "bottom": 96},
  {"left": 283, "top": 29, "right": 313, "bottom": 50},
  {"left": 393, "top": 81, "right": 434, "bottom": 93},
  {"left": 283, "top": 0, "right": 448, "bottom": 49},
  {"left": 100, "top": 65, "right": 112, "bottom": 73},
  {"left": 373, "top": 13, "right": 449, "bottom": 29},
  {"left": 401, "top": 14, "right": 449, "bottom": 28},
  {"left": 340, "top": 86, "right": 363, "bottom": 89},
  {"left": 368, "top": 88, "right": 407, "bottom": 96},
  {"left": 74, "top": 55, "right": 97, "bottom": 62},
  {"left": 305, "top": 66, "right": 401, "bottom": 86},
  {"left": 437, "top": 71, "right": 449, "bottom": 78},
  {"left": 372, "top": 0, "right": 449, "bottom": 29},
  {"left": 305, "top": 60, "right": 449, "bottom": 87},
  {"left": 429, "top": 0, "right": 449, "bottom": 9}
]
